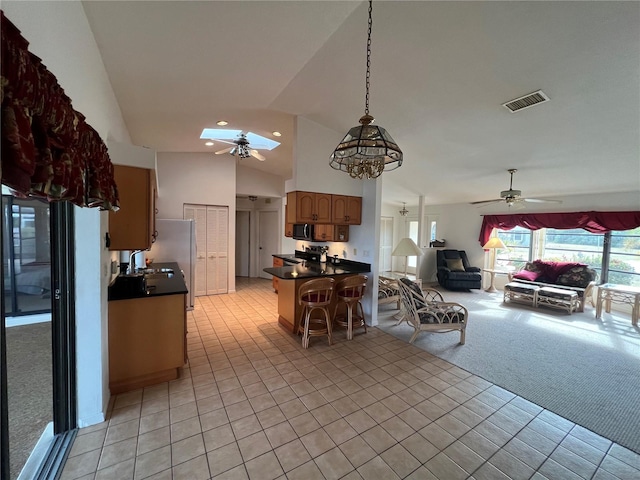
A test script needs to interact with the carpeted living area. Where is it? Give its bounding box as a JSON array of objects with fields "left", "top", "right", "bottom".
[{"left": 378, "top": 286, "right": 640, "bottom": 455}]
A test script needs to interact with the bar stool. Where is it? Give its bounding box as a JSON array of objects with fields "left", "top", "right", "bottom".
[
  {"left": 298, "top": 278, "right": 335, "bottom": 349},
  {"left": 333, "top": 275, "right": 368, "bottom": 340}
]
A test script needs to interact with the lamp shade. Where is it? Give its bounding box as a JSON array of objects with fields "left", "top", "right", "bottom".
[
  {"left": 392, "top": 238, "right": 423, "bottom": 257},
  {"left": 483, "top": 237, "right": 507, "bottom": 250}
]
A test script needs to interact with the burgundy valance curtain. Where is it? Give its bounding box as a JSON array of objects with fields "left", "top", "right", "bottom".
[
  {"left": 479, "top": 211, "right": 640, "bottom": 246},
  {"left": 0, "top": 11, "right": 119, "bottom": 210}
]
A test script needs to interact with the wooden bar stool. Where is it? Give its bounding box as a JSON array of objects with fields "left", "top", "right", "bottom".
[
  {"left": 298, "top": 278, "right": 335, "bottom": 349},
  {"left": 333, "top": 275, "right": 368, "bottom": 340}
]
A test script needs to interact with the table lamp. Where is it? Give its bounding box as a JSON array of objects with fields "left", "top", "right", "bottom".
[
  {"left": 483, "top": 236, "right": 507, "bottom": 271},
  {"left": 392, "top": 238, "right": 423, "bottom": 277}
]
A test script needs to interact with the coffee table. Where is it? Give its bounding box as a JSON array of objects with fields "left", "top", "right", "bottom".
[{"left": 595, "top": 283, "right": 640, "bottom": 326}]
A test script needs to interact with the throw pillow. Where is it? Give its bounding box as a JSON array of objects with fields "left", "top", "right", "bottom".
[
  {"left": 513, "top": 270, "right": 539, "bottom": 282},
  {"left": 446, "top": 258, "right": 465, "bottom": 271}
]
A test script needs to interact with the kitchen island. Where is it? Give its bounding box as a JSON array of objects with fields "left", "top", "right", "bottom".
[
  {"left": 108, "top": 262, "right": 188, "bottom": 394},
  {"left": 264, "top": 257, "right": 371, "bottom": 334}
]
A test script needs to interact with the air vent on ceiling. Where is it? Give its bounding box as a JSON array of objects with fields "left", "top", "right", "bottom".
[{"left": 502, "top": 90, "right": 549, "bottom": 113}]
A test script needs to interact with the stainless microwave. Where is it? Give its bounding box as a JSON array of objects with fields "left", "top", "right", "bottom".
[{"left": 292, "top": 223, "right": 314, "bottom": 241}]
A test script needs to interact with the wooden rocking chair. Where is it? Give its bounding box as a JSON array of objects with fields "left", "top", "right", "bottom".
[{"left": 397, "top": 278, "right": 468, "bottom": 345}]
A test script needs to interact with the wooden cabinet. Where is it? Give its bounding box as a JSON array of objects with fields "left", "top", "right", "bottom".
[
  {"left": 314, "top": 225, "right": 349, "bottom": 242},
  {"left": 108, "top": 294, "right": 186, "bottom": 394},
  {"left": 284, "top": 205, "right": 293, "bottom": 237},
  {"left": 287, "top": 191, "right": 332, "bottom": 224},
  {"left": 332, "top": 195, "right": 362, "bottom": 225},
  {"left": 108, "top": 165, "right": 156, "bottom": 251},
  {"left": 272, "top": 257, "right": 284, "bottom": 292}
]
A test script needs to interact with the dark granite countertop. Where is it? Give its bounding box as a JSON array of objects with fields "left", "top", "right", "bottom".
[
  {"left": 264, "top": 259, "right": 371, "bottom": 280},
  {"left": 108, "top": 262, "right": 188, "bottom": 301},
  {"left": 272, "top": 254, "right": 301, "bottom": 264}
]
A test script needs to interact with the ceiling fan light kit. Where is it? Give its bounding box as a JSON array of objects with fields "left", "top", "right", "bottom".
[
  {"left": 201, "top": 129, "right": 280, "bottom": 162},
  {"left": 330, "top": 0, "right": 402, "bottom": 180}
]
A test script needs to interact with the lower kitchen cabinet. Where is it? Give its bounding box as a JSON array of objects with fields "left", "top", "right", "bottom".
[
  {"left": 108, "top": 293, "right": 186, "bottom": 394},
  {"left": 272, "top": 257, "right": 284, "bottom": 292}
]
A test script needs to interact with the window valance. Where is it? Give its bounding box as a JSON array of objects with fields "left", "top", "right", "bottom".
[
  {"left": 0, "top": 11, "right": 119, "bottom": 210},
  {"left": 479, "top": 211, "right": 640, "bottom": 247}
]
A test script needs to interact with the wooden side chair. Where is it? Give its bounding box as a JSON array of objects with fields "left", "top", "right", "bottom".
[
  {"left": 298, "top": 278, "right": 335, "bottom": 349},
  {"left": 397, "top": 278, "right": 468, "bottom": 345},
  {"left": 333, "top": 274, "right": 368, "bottom": 340}
]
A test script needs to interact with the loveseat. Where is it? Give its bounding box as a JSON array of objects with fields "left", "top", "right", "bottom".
[{"left": 507, "top": 260, "right": 597, "bottom": 312}]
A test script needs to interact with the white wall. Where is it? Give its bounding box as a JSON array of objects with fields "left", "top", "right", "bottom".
[
  {"left": 293, "top": 117, "right": 363, "bottom": 196},
  {"left": 2, "top": 2, "right": 131, "bottom": 426},
  {"left": 236, "top": 165, "right": 285, "bottom": 198},
  {"left": 155, "top": 152, "right": 237, "bottom": 290}
]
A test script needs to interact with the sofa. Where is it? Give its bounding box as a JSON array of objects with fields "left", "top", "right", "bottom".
[
  {"left": 436, "top": 249, "right": 482, "bottom": 290},
  {"left": 507, "top": 260, "right": 597, "bottom": 312}
]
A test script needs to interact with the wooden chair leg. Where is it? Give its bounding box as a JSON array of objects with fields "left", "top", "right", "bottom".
[
  {"left": 459, "top": 328, "right": 466, "bottom": 345},
  {"left": 409, "top": 329, "right": 420, "bottom": 344}
]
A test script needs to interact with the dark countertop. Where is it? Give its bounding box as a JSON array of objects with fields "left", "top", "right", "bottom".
[
  {"left": 272, "top": 254, "right": 301, "bottom": 264},
  {"left": 108, "top": 262, "right": 188, "bottom": 301},
  {"left": 264, "top": 259, "right": 371, "bottom": 280}
]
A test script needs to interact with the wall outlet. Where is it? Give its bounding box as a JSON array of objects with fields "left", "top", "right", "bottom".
[
  {"left": 111, "top": 260, "right": 119, "bottom": 274},
  {"left": 353, "top": 248, "right": 357, "bottom": 255}
]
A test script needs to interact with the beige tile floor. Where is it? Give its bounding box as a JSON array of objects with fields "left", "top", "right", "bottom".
[{"left": 61, "top": 278, "right": 640, "bottom": 480}]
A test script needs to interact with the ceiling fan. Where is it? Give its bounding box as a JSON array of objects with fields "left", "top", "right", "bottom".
[
  {"left": 214, "top": 132, "right": 267, "bottom": 161},
  {"left": 200, "top": 128, "right": 280, "bottom": 162},
  {"left": 471, "top": 169, "right": 562, "bottom": 207}
]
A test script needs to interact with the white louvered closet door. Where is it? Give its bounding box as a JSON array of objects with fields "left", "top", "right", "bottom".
[
  {"left": 206, "top": 206, "right": 229, "bottom": 295},
  {"left": 184, "top": 204, "right": 228, "bottom": 296}
]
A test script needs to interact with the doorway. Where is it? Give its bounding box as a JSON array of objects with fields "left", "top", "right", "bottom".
[{"left": 258, "top": 211, "right": 279, "bottom": 280}]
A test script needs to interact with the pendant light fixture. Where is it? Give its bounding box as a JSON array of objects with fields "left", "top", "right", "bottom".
[
  {"left": 399, "top": 202, "right": 409, "bottom": 216},
  {"left": 330, "top": 0, "right": 403, "bottom": 179}
]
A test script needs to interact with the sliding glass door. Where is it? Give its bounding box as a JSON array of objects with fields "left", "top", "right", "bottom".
[{"left": 1, "top": 191, "right": 76, "bottom": 480}]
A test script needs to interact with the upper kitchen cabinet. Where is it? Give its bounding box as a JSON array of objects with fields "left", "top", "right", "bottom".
[
  {"left": 286, "top": 191, "right": 332, "bottom": 224},
  {"left": 108, "top": 164, "right": 156, "bottom": 251},
  {"left": 332, "top": 195, "right": 362, "bottom": 225}
]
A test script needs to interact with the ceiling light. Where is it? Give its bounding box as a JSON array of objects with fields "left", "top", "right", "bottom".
[
  {"left": 330, "top": 0, "right": 402, "bottom": 180},
  {"left": 399, "top": 202, "right": 409, "bottom": 216},
  {"left": 272, "top": 131, "right": 282, "bottom": 137},
  {"left": 205, "top": 141, "right": 214, "bottom": 146},
  {"left": 216, "top": 120, "right": 228, "bottom": 126}
]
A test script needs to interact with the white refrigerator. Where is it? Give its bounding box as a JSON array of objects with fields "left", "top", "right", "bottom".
[{"left": 148, "top": 219, "right": 196, "bottom": 310}]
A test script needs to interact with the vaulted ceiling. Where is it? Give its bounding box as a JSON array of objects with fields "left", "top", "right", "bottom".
[{"left": 82, "top": 1, "right": 640, "bottom": 207}]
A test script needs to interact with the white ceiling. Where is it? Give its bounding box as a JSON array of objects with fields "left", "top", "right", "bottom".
[{"left": 82, "top": 1, "right": 640, "bottom": 207}]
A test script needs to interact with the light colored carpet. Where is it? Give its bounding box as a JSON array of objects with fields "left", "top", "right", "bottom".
[
  {"left": 378, "top": 287, "right": 640, "bottom": 454},
  {"left": 6, "top": 322, "right": 52, "bottom": 480}
]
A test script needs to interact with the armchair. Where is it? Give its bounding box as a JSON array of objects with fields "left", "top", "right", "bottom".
[
  {"left": 436, "top": 249, "right": 482, "bottom": 290},
  {"left": 397, "top": 278, "right": 467, "bottom": 344}
]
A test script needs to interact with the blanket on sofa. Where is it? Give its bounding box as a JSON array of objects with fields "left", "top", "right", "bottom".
[{"left": 512, "top": 260, "right": 591, "bottom": 287}]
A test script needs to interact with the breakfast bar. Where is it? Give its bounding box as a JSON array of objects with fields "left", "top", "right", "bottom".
[{"left": 264, "top": 254, "right": 370, "bottom": 334}]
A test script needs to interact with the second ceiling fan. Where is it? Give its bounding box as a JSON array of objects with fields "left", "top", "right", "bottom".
[{"left": 471, "top": 169, "right": 562, "bottom": 207}]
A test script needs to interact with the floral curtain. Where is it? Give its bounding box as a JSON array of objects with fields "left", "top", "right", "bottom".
[
  {"left": 479, "top": 211, "right": 640, "bottom": 246},
  {"left": 0, "top": 11, "right": 119, "bottom": 210}
]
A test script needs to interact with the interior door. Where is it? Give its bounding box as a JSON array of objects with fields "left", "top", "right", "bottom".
[
  {"left": 258, "top": 211, "right": 279, "bottom": 280},
  {"left": 379, "top": 216, "right": 393, "bottom": 272},
  {"left": 405, "top": 218, "right": 419, "bottom": 274},
  {"left": 235, "top": 211, "right": 250, "bottom": 277},
  {"left": 184, "top": 205, "right": 207, "bottom": 296}
]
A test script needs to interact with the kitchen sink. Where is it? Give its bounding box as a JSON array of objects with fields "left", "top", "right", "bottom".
[{"left": 142, "top": 267, "right": 174, "bottom": 279}]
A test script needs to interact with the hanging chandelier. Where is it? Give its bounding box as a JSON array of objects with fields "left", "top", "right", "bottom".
[
  {"left": 329, "top": 0, "right": 403, "bottom": 179},
  {"left": 399, "top": 202, "right": 409, "bottom": 216}
]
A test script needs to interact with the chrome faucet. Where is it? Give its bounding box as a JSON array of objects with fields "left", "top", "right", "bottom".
[{"left": 127, "top": 249, "right": 146, "bottom": 275}]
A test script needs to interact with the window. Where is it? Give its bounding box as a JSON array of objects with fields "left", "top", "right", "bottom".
[
  {"left": 496, "top": 226, "right": 531, "bottom": 271},
  {"left": 495, "top": 226, "right": 640, "bottom": 286}
]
